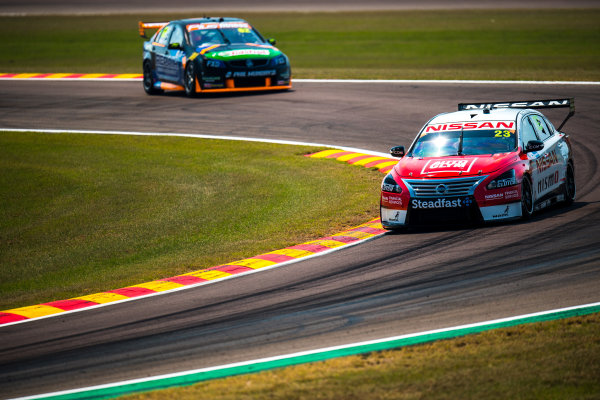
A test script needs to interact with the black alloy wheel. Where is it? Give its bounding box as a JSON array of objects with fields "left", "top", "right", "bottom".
[
  {"left": 184, "top": 63, "right": 197, "bottom": 97},
  {"left": 521, "top": 175, "right": 534, "bottom": 219},
  {"left": 143, "top": 62, "right": 162, "bottom": 95}
]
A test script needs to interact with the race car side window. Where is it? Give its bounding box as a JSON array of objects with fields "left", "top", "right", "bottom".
[
  {"left": 156, "top": 25, "right": 172, "bottom": 46},
  {"left": 520, "top": 117, "right": 539, "bottom": 147},
  {"left": 530, "top": 115, "right": 553, "bottom": 141},
  {"left": 169, "top": 25, "right": 185, "bottom": 47}
]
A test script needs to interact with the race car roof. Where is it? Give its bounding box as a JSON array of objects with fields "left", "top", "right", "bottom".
[
  {"left": 176, "top": 17, "right": 247, "bottom": 25},
  {"left": 139, "top": 17, "right": 249, "bottom": 37},
  {"left": 429, "top": 108, "right": 522, "bottom": 124}
]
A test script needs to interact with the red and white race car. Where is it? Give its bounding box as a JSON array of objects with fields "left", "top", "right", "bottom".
[{"left": 380, "top": 99, "right": 576, "bottom": 229}]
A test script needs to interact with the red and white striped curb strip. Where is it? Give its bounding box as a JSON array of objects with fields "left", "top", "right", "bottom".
[{"left": 0, "top": 73, "right": 143, "bottom": 80}]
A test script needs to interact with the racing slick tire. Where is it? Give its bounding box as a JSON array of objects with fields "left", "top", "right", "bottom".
[
  {"left": 184, "top": 63, "right": 198, "bottom": 98},
  {"left": 521, "top": 175, "right": 534, "bottom": 220},
  {"left": 562, "top": 162, "right": 576, "bottom": 206},
  {"left": 143, "top": 61, "right": 162, "bottom": 95}
]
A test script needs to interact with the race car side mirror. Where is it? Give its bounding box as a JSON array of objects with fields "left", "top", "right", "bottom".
[
  {"left": 168, "top": 42, "right": 183, "bottom": 50},
  {"left": 524, "top": 140, "right": 544, "bottom": 153},
  {"left": 268, "top": 38, "right": 277, "bottom": 45},
  {"left": 390, "top": 146, "right": 405, "bottom": 158}
]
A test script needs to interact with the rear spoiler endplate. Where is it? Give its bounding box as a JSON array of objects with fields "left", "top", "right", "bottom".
[{"left": 139, "top": 21, "right": 168, "bottom": 38}]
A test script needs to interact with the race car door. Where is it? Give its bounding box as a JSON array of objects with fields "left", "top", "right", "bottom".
[
  {"left": 162, "top": 25, "right": 186, "bottom": 84},
  {"left": 153, "top": 24, "right": 172, "bottom": 82},
  {"left": 527, "top": 114, "right": 565, "bottom": 202}
]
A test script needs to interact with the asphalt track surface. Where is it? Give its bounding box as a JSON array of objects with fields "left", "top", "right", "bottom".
[{"left": 0, "top": 80, "right": 599, "bottom": 398}]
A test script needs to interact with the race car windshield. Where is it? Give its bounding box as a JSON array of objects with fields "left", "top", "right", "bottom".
[
  {"left": 188, "top": 27, "right": 263, "bottom": 46},
  {"left": 410, "top": 129, "right": 517, "bottom": 157},
  {"left": 219, "top": 27, "right": 263, "bottom": 44}
]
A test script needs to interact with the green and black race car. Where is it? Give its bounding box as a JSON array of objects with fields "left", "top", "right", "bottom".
[{"left": 139, "top": 17, "right": 292, "bottom": 96}]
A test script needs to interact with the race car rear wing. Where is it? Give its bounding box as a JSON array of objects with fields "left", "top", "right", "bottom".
[
  {"left": 138, "top": 21, "right": 168, "bottom": 38},
  {"left": 458, "top": 98, "right": 575, "bottom": 131}
]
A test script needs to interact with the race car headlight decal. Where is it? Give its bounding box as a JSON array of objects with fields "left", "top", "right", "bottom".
[
  {"left": 271, "top": 55, "right": 287, "bottom": 66},
  {"left": 206, "top": 59, "right": 225, "bottom": 68},
  {"left": 486, "top": 169, "right": 517, "bottom": 190},
  {"left": 382, "top": 173, "right": 402, "bottom": 194}
]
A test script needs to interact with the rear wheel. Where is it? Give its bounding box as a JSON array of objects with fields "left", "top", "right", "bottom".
[
  {"left": 184, "top": 63, "right": 198, "bottom": 97},
  {"left": 563, "top": 163, "right": 576, "bottom": 206},
  {"left": 142, "top": 62, "right": 162, "bottom": 95},
  {"left": 521, "top": 175, "right": 534, "bottom": 220}
]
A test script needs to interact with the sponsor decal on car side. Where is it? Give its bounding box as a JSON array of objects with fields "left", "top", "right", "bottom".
[
  {"left": 538, "top": 170, "right": 560, "bottom": 193},
  {"left": 484, "top": 188, "right": 520, "bottom": 201},
  {"left": 535, "top": 150, "right": 559, "bottom": 173}
]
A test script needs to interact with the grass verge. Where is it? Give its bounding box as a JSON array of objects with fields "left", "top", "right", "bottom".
[
  {"left": 1, "top": 10, "right": 599, "bottom": 80},
  {"left": 123, "top": 312, "right": 600, "bottom": 400},
  {"left": 0, "top": 131, "right": 381, "bottom": 310}
]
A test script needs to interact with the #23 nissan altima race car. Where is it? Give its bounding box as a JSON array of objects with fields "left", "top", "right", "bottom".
[
  {"left": 139, "top": 17, "right": 292, "bottom": 96},
  {"left": 380, "top": 99, "right": 576, "bottom": 229}
]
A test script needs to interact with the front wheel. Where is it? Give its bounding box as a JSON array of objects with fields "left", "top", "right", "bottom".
[
  {"left": 521, "top": 175, "right": 534, "bottom": 220},
  {"left": 184, "top": 63, "right": 198, "bottom": 97},
  {"left": 562, "top": 163, "right": 576, "bottom": 206}
]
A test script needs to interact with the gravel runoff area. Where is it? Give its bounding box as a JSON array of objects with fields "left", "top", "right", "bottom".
[{"left": 1, "top": 0, "right": 599, "bottom": 15}]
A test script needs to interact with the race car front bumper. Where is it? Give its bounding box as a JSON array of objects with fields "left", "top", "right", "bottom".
[
  {"left": 381, "top": 197, "right": 523, "bottom": 228},
  {"left": 380, "top": 174, "right": 526, "bottom": 228},
  {"left": 198, "top": 60, "right": 291, "bottom": 92},
  {"left": 479, "top": 202, "right": 522, "bottom": 221}
]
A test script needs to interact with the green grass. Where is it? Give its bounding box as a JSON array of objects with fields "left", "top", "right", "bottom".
[
  {"left": 0, "top": 131, "right": 381, "bottom": 310},
  {"left": 123, "top": 312, "right": 600, "bottom": 400},
  {"left": 1, "top": 10, "right": 599, "bottom": 80}
]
